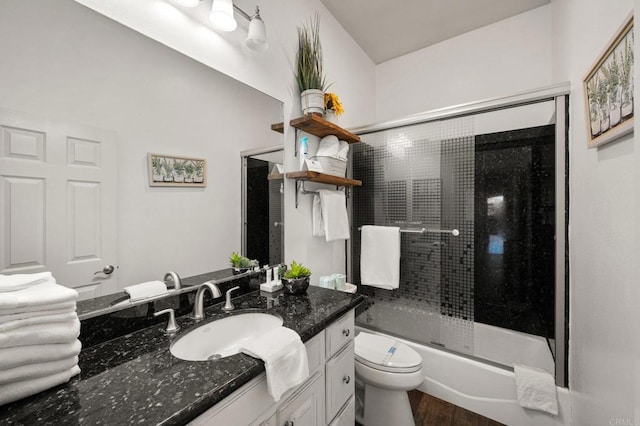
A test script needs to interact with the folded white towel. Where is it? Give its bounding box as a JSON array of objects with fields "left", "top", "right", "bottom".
[
  {"left": 318, "top": 189, "right": 350, "bottom": 242},
  {"left": 0, "top": 311, "right": 78, "bottom": 333},
  {"left": 241, "top": 327, "right": 309, "bottom": 402},
  {"left": 0, "top": 282, "right": 78, "bottom": 312},
  {"left": 312, "top": 195, "right": 325, "bottom": 237},
  {"left": 336, "top": 140, "right": 350, "bottom": 160},
  {"left": 0, "top": 307, "right": 76, "bottom": 325},
  {"left": 0, "top": 340, "right": 82, "bottom": 370},
  {"left": 0, "top": 319, "right": 80, "bottom": 349},
  {"left": 0, "top": 356, "right": 79, "bottom": 385},
  {"left": 0, "top": 365, "right": 80, "bottom": 406},
  {"left": 0, "top": 272, "right": 56, "bottom": 293},
  {"left": 316, "top": 135, "right": 340, "bottom": 157},
  {"left": 0, "top": 301, "right": 76, "bottom": 316},
  {"left": 124, "top": 280, "right": 168, "bottom": 302},
  {"left": 360, "top": 225, "right": 401, "bottom": 290},
  {"left": 513, "top": 364, "right": 558, "bottom": 415}
]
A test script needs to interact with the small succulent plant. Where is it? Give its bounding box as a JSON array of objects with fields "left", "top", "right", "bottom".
[
  {"left": 283, "top": 261, "right": 311, "bottom": 279},
  {"left": 229, "top": 252, "right": 252, "bottom": 269}
]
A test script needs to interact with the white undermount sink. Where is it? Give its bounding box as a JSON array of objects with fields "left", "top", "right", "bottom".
[{"left": 170, "top": 312, "right": 283, "bottom": 361}]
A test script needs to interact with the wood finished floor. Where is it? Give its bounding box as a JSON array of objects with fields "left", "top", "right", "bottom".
[{"left": 408, "top": 390, "right": 505, "bottom": 426}]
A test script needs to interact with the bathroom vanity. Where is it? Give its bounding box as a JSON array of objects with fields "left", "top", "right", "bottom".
[{"left": 0, "top": 278, "right": 364, "bottom": 425}]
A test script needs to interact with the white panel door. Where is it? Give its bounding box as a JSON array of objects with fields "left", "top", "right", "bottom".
[{"left": 0, "top": 108, "right": 118, "bottom": 299}]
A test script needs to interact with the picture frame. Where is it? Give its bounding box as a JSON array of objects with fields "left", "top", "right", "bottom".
[
  {"left": 583, "top": 13, "right": 634, "bottom": 148},
  {"left": 147, "top": 153, "right": 207, "bottom": 187}
]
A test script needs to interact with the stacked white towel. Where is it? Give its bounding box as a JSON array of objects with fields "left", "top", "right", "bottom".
[{"left": 0, "top": 273, "right": 82, "bottom": 406}]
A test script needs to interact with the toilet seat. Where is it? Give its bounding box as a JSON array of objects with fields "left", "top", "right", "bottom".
[{"left": 355, "top": 332, "right": 422, "bottom": 374}]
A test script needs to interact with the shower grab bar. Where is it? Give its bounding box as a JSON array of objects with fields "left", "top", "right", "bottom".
[{"left": 357, "top": 226, "right": 460, "bottom": 236}]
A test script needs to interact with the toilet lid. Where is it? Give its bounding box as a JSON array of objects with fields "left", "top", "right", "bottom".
[{"left": 355, "top": 332, "right": 422, "bottom": 373}]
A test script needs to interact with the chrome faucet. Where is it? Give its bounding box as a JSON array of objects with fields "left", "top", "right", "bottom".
[
  {"left": 164, "top": 271, "right": 182, "bottom": 290},
  {"left": 193, "top": 282, "right": 222, "bottom": 321},
  {"left": 222, "top": 286, "right": 240, "bottom": 312},
  {"left": 154, "top": 308, "right": 180, "bottom": 335}
]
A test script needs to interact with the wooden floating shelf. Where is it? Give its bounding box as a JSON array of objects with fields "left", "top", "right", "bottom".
[
  {"left": 267, "top": 173, "right": 284, "bottom": 181},
  {"left": 290, "top": 114, "right": 361, "bottom": 144},
  {"left": 286, "top": 171, "right": 362, "bottom": 187},
  {"left": 270, "top": 122, "right": 284, "bottom": 134}
]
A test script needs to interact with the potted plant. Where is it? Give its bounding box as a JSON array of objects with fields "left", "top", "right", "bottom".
[
  {"left": 194, "top": 161, "right": 205, "bottom": 183},
  {"left": 229, "top": 252, "right": 252, "bottom": 274},
  {"left": 151, "top": 157, "right": 164, "bottom": 182},
  {"left": 296, "top": 13, "right": 329, "bottom": 115},
  {"left": 184, "top": 161, "right": 195, "bottom": 183},
  {"left": 621, "top": 37, "right": 634, "bottom": 118},
  {"left": 324, "top": 92, "right": 343, "bottom": 124},
  {"left": 163, "top": 159, "right": 174, "bottom": 182},
  {"left": 173, "top": 159, "right": 186, "bottom": 183},
  {"left": 282, "top": 260, "right": 311, "bottom": 294},
  {"left": 607, "top": 56, "right": 621, "bottom": 127}
]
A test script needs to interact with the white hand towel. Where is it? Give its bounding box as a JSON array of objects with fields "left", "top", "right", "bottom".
[
  {"left": 336, "top": 140, "right": 350, "bottom": 160},
  {"left": 0, "top": 311, "right": 78, "bottom": 332},
  {"left": 0, "top": 282, "right": 78, "bottom": 311},
  {"left": 0, "top": 356, "right": 79, "bottom": 385},
  {"left": 316, "top": 135, "right": 340, "bottom": 157},
  {"left": 124, "top": 280, "right": 168, "bottom": 302},
  {"left": 0, "top": 307, "right": 76, "bottom": 325},
  {"left": 513, "top": 364, "right": 558, "bottom": 415},
  {"left": 312, "top": 194, "right": 325, "bottom": 237},
  {"left": 0, "top": 340, "right": 82, "bottom": 370},
  {"left": 0, "top": 319, "right": 80, "bottom": 349},
  {"left": 360, "top": 225, "right": 401, "bottom": 290},
  {"left": 0, "top": 272, "right": 55, "bottom": 293},
  {"left": 241, "top": 327, "right": 309, "bottom": 402},
  {"left": 0, "top": 301, "right": 76, "bottom": 316},
  {"left": 0, "top": 365, "right": 80, "bottom": 406},
  {"left": 318, "top": 189, "right": 350, "bottom": 242}
]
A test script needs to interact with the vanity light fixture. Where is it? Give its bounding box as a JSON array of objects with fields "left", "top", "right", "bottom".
[
  {"left": 210, "top": 0, "right": 237, "bottom": 32},
  {"left": 172, "top": 0, "right": 268, "bottom": 51}
]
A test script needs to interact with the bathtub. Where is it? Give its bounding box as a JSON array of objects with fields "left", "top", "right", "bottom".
[{"left": 355, "top": 325, "right": 571, "bottom": 426}]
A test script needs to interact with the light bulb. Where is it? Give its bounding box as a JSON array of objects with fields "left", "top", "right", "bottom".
[{"left": 209, "top": 0, "right": 237, "bottom": 32}]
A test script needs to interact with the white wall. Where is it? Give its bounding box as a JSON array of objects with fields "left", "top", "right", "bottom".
[
  {"left": 0, "top": 0, "right": 282, "bottom": 287},
  {"left": 551, "top": 0, "right": 640, "bottom": 425},
  {"left": 71, "top": 0, "right": 377, "bottom": 281},
  {"left": 375, "top": 5, "right": 553, "bottom": 122}
]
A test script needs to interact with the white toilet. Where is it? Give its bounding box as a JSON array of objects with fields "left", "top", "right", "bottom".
[{"left": 355, "top": 331, "right": 424, "bottom": 426}]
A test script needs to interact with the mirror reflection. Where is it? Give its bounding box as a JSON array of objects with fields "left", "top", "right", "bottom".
[
  {"left": 0, "top": 0, "right": 283, "bottom": 307},
  {"left": 242, "top": 147, "right": 284, "bottom": 267}
]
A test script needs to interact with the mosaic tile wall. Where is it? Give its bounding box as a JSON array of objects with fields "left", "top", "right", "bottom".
[
  {"left": 352, "top": 117, "right": 475, "bottom": 352},
  {"left": 268, "top": 176, "right": 283, "bottom": 265}
]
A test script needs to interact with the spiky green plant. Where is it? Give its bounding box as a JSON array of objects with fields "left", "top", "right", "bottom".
[
  {"left": 283, "top": 261, "right": 311, "bottom": 279},
  {"left": 295, "top": 13, "right": 329, "bottom": 93},
  {"left": 229, "top": 252, "right": 251, "bottom": 269}
]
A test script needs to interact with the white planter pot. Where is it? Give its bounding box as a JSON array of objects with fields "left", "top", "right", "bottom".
[
  {"left": 622, "top": 102, "right": 633, "bottom": 118},
  {"left": 325, "top": 110, "right": 339, "bottom": 124},
  {"left": 591, "top": 120, "right": 600, "bottom": 136},
  {"left": 610, "top": 103, "right": 621, "bottom": 127},
  {"left": 300, "top": 89, "right": 324, "bottom": 115}
]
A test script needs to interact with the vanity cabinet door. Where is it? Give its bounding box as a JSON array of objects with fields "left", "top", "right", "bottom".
[
  {"left": 325, "top": 341, "right": 355, "bottom": 422},
  {"left": 278, "top": 372, "right": 324, "bottom": 426},
  {"left": 325, "top": 310, "right": 354, "bottom": 359}
]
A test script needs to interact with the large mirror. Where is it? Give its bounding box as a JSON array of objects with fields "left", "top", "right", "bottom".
[{"left": 0, "top": 0, "right": 283, "bottom": 304}]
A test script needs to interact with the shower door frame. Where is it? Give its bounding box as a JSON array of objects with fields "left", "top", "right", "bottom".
[{"left": 348, "top": 82, "right": 570, "bottom": 387}]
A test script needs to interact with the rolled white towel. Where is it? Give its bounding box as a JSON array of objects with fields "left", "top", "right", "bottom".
[
  {"left": 0, "top": 301, "right": 76, "bottom": 316},
  {"left": 0, "top": 311, "right": 78, "bottom": 332},
  {"left": 0, "top": 307, "right": 76, "bottom": 325},
  {"left": 316, "top": 135, "right": 340, "bottom": 157},
  {"left": 336, "top": 140, "right": 350, "bottom": 160},
  {"left": 0, "top": 356, "right": 79, "bottom": 385},
  {"left": 0, "top": 319, "right": 80, "bottom": 349},
  {"left": 0, "top": 340, "right": 82, "bottom": 370},
  {"left": 0, "top": 365, "right": 80, "bottom": 406},
  {"left": 0, "top": 282, "right": 78, "bottom": 312},
  {"left": 0, "top": 272, "right": 55, "bottom": 293},
  {"left": 124, "top": 280, "right": 168, "bottom": 302}
]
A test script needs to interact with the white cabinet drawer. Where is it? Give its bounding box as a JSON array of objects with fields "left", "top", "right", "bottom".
[
  {"left": 329, "top": 396, "right": 355, "bottom": 426},
  {"left": 325, "top": 340, "right": 355, "bottom": 422},
  {"left": 325, "top": 310, "right": 354, "bottom": 358}
]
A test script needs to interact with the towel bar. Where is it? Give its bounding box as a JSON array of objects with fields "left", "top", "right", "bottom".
[{"left": 357, "top": 226, "right": 460, "bottom": 236}]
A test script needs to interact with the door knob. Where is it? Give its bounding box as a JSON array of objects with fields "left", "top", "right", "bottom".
[{"left": 94, "top": 265, "right": 115, "bottom": 275}]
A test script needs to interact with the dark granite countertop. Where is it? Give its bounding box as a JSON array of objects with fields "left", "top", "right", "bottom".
[{"left": 1, "top": 286, "right": 364, "bottom": 425}]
